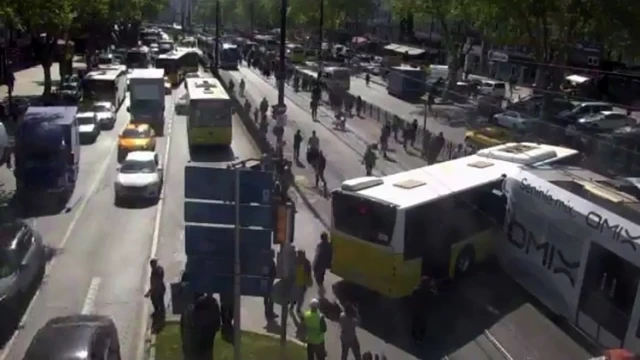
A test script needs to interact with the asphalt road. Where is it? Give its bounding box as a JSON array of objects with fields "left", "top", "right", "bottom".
[
  {"left": 0, "top": 68, "right": 174, "bottom": 359},
  {"left": 222, "top": 65, "right": 594, "bottom": 360}
]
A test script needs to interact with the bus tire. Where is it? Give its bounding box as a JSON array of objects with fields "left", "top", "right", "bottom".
[{"left": 455, "top": 245, "right": 475, "bottom": 276}]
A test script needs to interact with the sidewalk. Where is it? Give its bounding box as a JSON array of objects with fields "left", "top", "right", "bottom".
[{"left": 220, "top": 69, "right": 423, "bottom": 359}]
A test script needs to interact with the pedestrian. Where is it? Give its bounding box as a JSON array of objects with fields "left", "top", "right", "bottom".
[
  {"left": 392, "top": 116, "right": 401, "bottom": 142},
  {"left": 144, "top": 259, "right": 166, "bottom": 321},
  {"left": 290, "top": 250, "right": 312, "bottom": 314},
  {"left": 421, "top": 129, "right": 431, "bottom": 160},
  {"left": 303, "top": 298, "right": 327, "bottom": 360},
  {"left": 314, "top": 150, "right": 327, "bottom": 196},
  {"left": 427, "top": 132, "right": 445, "bottom": 164},
  {"left": 355, "top": 96, "right": 363, "bottom": 117},
  {"left": 192, "top": 294, "right": 221, "bottom": 359},
  {"left": 264, "top": 249, "right": 278, "bottom": 320},
  {"left": 179, "top": 293, "right": 197, "bottom": 359},
  {"left": 410, "top": 119, "right": 419, "bottom": 147},
  {"left": 313, "top": 232, "right": 332, "bottom": 291},
  {"left": 310, "top": 98, "right": 319, "bottom": 120},
  {"left": 410, "top": 276, "right": 437, "bottom": 343},
  {"left": 339, "top": 303, "right": 362, "bottom": 360},
  {"left": 220, "top": 291, "right": 234, "bottom": 330},
  {"left": 362, "top": 145, "right": 377, "bottom": 176},
  {"left": 402, "top": 123, "right": 411, "bottom": 151},
  {"left": 293, "top": 130, "right": 303, "bottom": 162}
]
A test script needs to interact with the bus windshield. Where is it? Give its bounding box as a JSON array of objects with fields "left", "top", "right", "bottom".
[
  {"left": 332, "top": 192, "right": 396, "bottom": 245},
  {"left": 155, "top": 58, "right": 176, "bottom": 73},
  {"left": 126, "top": 51, "right": 148, "bottom": 68},
  {"left": 84, "top": 79, "right": 114, "bottom": 101},
  {"left": 181, "top": 52, "right": 199, "bottom": 68},
  {"left": 189, "top": 100, "right": 230, "bottom": 127}
]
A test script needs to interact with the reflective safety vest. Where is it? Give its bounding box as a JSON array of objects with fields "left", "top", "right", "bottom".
[{"left": 303, "top": 310, "right": 324, "bottom": 344}]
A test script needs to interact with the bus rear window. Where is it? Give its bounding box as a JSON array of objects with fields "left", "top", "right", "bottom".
[{"left": 332, "top": 192, "right": 396, "bottom": 245}]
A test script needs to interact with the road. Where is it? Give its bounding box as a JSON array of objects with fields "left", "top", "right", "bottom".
[
  {"left": 221, "top": 65, "right": 594, "bottom": 359},
  {"left": 0, "top": 64, "right": 172, "bottom": 359}
]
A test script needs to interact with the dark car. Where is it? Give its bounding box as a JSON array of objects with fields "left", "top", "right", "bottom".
[
  {"left": 0, "top": 220, "right": 46, "bottom": 315},
  {"left": 23, "top": 315, "right": 122, "bottom": 360}
]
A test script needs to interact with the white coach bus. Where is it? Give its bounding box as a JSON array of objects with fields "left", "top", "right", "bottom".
[{"left": 500, "top": 166, "right": 640, "bottom": 352}]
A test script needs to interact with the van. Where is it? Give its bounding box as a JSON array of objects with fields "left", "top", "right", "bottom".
[{"left": 479, "top": 80, "right": 507, "bottom": 98}]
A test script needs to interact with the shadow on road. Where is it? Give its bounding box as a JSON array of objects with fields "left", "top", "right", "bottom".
[
  {"left": 189, "top": 146, "right": 237, "bottom": 164},
  {"left": 330, "top": 263, "right": 531, "bottom": 359}
]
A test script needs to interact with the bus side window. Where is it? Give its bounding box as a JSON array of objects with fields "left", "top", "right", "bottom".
[{"left": 404, "top": 199, "right": 451, "bottom": 261}]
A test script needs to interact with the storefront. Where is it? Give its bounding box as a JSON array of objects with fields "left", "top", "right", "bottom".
[{"left": 488, "top": 50, "right": 538, "bottom": 85}]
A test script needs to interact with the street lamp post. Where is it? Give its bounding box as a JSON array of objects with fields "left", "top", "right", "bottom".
[
  {"left": 317, "top": 0, "right": 324, "bottom": 79},
  {"left": 277, "top": 0, "right": 287, "bottom": 106},
  {"left": 214, "top": 0, "right": 220, "bottom": 70}
]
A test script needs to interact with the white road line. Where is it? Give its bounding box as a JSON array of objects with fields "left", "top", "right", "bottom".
[
  {"left": 81, "top": 277, "right": 102, "bottom": 315},
  {"left": 135, "top": 107, "right": 174, "bottom": 360},
  {"left": 0, "top": 107, "right": 132, "bottom": 360}
]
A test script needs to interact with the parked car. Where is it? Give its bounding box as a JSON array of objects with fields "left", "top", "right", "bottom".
[
  {"left": 568, "top": 111, "right": 636, "bottom": 135},
  {"left": 554, "top": 101, "right": 613, "bottom": 126},
  {"left": 491, "top": 111, "right": 539, "bottom": 132},
  {"left": 0, "top": 220, "right": 46, "bottom": 316},
  {"left": 23, "top": 315, "right": 122, "bottom": 360}
]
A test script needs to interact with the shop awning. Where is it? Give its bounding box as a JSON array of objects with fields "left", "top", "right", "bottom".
[{"left": 383, "top": 43, "right": 425, "bottom": 56}]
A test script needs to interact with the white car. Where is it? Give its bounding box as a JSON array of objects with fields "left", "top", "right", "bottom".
[
  {"left": 569, "top": 111, "right": 636, "bottom": 135},
  {"left": 114, "top": 151, "right": 163, "bottom": 204},
  {"left": 491, "top": 111, "right": 538, "bottom": 132},
  {"left": 76, "top": 112, "right": 101, "bottom": 143},
  {"left": 90, "top": 101, "right": 117, "bottom": 130},
  {"left": 479, "top": 80, "right": 507, "bottom": 98}
]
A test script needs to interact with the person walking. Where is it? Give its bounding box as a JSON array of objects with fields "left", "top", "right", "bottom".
[
  {"left": 145, "top": 259, "right": 166, "bottom": 322},
  {"left": 339, "top": 303, "right": 362, "bottom": 360},
  {"left": 313, "top": 232, "right": 332, "bottom": 291},
  {"left": 192, "top": 294, "right": 221, "bottom": 359},
  {"left": 290, "top": 250, "right": 312, "bottom": 314},
  {"left": 293, "top": 130, "right": 303, "bottom": 162},
  {"left": 363, "top": 145, "right": 377, "bottom": 176},
  {"left": 264, "top": 250, "right": 278, "bottom": 320},
  {"left": 303, "top": 298, "right": 327, "bottom": 360}
]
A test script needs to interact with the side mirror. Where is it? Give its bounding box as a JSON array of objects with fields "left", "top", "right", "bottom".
[{"left": 126, "top": 106, "right": 130, "bottom": 112}]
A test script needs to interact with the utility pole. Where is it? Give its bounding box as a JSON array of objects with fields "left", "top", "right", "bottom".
[
  {"left": 317, "top": 0, "right": 324, "bottom": 79},
  {"left": 277, "top": 0, "right": 287, "bottom": 106},
  {"left": 214, "top": 0, "right": 220, "bottom": 70}
]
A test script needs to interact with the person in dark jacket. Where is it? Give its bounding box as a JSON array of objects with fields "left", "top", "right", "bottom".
[
  {"left": 313, "top": 232, "right": 332, "bottom": 289},
  {"left": 264, "top": 250, "right": 278, "bottom": 320},
  {"left": 410, "top": 119, "right": 419, "bottom": 147},
  {"left": 410, "top": 277, "right": 437, "bottom": 343},
  {"left": 315, "top": 151, "right": 327, "bottom": 196},
  {"left": 220, "top": 291, "right": 234, "bottom": 331},
  {"left": 427, "top": 132, "right": 445, "bottom": 164},
  {"left": 192, "top": 294, "right": 221, "bottom": 359},
  {"left": 293, "top": 130, "right": 303, "bottom": 162}
]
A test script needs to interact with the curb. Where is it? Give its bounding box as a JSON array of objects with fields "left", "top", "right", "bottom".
[
  {"left": 145, "top": 318, "right": 306, "bottom": 359},
  {"left": 215, "top": 70, "right": 331, "bottom": 229}
]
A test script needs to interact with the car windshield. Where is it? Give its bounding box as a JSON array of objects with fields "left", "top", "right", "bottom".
[
  {"left": 120, "top": 160, "right": 155, "bottom": 174},
  {"left": 122, "top": 129, "right": 147, "bottom": 138},
  {"left": 91, "top": 104, "right": 111, "bottom": 113},
  {"left": 76, "top": 116, "right": 95, "bottom": 125}
]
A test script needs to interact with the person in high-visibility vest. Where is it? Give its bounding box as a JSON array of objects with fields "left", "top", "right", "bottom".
[{"left": 303, "top": 298, "right": 327, "bottom": 360}]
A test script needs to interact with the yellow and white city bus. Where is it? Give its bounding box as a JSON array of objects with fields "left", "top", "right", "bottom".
[
  {"left": 330, "top": 142, "right": 581, "bottom": 298},
  {"left": 185, "top": 77, "right": 232, "bottom": 147}
]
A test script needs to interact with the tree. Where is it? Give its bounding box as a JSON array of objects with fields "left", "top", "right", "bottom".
[
  {"left": 113, "top": 0, "right": 168, "bottom": 47},
  {"left": 391, "top": 0, "right": 481, "bottom": 95}
]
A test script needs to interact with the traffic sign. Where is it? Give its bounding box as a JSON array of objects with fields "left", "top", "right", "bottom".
[
  {"left": 185, "top": 165, "right": 273, "bottom": 204},
  {"left": 184, "top": 225, "right": 272, "bottom": 257},
  {"left": 188, "top": 274, "right": 270, "bottom": 297},
  {"left": 184, "top": 200, "right": 273, "bottom": 228},
  {"left": 183, "top": 166, "right": 275, "bottom": 297}
]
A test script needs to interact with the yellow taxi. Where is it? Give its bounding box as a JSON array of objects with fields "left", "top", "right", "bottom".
[
  {"left": 464, "top": 126, "right": 515, "bottom": 151},
  {"left": 117, "top": 124, "right": 156, "bottom": 161}
]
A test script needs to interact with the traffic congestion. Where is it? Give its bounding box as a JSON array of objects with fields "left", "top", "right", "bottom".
[{"left": 0, "top": 18, "right": 638, "bottom": 360}]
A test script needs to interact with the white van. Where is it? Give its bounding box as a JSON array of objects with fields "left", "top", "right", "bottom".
[{"left": 479, "top": 80, "right": 507, "bottom": 98}]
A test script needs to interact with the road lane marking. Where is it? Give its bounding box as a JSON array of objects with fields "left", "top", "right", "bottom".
[
  {"left": 81, "top": 277, "right": 102, "bottom": 314},
  {"left": 135, "top": 95, "right": 175, "bottom": 360},
  {"left": 0, "top": 102, "right": 132, "bottom": 360}
]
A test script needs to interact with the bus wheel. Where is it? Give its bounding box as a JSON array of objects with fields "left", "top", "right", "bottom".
[{"left": 455, "top": 245, "right": 476, "bottom": 276}]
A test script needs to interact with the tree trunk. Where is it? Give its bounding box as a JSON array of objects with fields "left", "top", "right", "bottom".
[{"left": 41, "top": 60, "right": 53, "bottom": 96}]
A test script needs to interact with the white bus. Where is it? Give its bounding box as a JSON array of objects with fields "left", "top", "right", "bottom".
[
  {"left": 219, "top": 43, "right": 240, "bottom": 70},
  {"left": 330, "top": 142, "right": 580, "bottom": 297},
  {"left": 501, "top": 166, "right": 640, "bottom": 352},
  {"left": 83, "top": 66, "right": 127, "bottom": 109}
]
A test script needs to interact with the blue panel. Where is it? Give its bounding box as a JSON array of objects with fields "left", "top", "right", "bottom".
[
  {"left": 188, "top": 275, "right": 270, "bottom": 297},
  {"left": 186, "top": 252, "right": 272, "bottom": 278},
  {"left": 184, "top": 225, "right": 272, "bottom": 257},
  {"left": 184, "top": 201, "right": 273, "bottom": 229},
  {"left": 184, "top": 166, "right": 273, "bottom": 204}
]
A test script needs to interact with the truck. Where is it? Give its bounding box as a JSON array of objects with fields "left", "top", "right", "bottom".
[
  {"left": 14, "top": 106, "right": 80, "bottom": 210},
  {"left": 387, "top": 65, "right": 427, "bottom": 101},
  {"left": 127, "top": 68, "right": 166, "bottom": 136}
]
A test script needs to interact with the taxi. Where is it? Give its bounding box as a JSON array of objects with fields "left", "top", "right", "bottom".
[
  {"left": 464, "top": 126, "right": 516, "bottom": 151},
  {"left": 117, "top": 124, "right": 156, "bottom": 162}
]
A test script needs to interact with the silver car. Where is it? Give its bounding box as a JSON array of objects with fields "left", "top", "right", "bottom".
[
  {"left": 0, "top": 220, "right": 46, "bottom": 315},
  {"left": 91, "top": 101, "right": 117, "bottom": 130}
]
